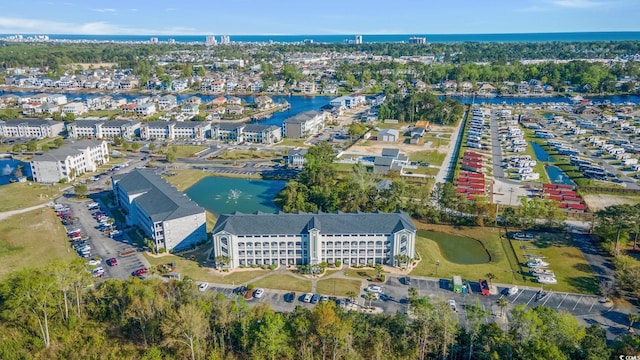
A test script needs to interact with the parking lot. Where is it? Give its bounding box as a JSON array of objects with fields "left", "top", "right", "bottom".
[{"left": 56, "top": 196, "right": 149, "bottom": 281}]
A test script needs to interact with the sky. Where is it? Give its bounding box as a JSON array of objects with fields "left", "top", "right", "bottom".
[{"left": 0, "top": 0, "right": 637, "bottom": 35}]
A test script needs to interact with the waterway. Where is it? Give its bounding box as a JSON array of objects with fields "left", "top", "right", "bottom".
[
  {"left": 531, "top": 142, "right": 554, "bottom": 162},
  {"left": 185, "top": 176, "right": 285, "bottom": 216},
  {"left": 545, "top": 165, "right": 576, "bottom": 186},
  {"left": 419, "top": 230, "right": 490, "bottom": 264}
]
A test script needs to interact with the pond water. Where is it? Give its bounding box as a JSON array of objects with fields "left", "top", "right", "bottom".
[
  {"left": 185, "top": 176, "right": 286, "bottom": 216},
  {"left": 0, "top": 159, "right": 30, "bottom": 185},
  {"left": 546, "top": 165, "right": 576, "bottom": 186},
  {"left": 419, "top": 230, "right": 491, "bottom": 264},
  {"left": 531, "top": 142, "right": 555, "bottom": 162}
]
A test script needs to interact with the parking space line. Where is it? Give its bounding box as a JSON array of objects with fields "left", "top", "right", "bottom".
[
  {"left": 572, "top": 296, "right": 583, "bottom": 311},
  {"left": 525, "top": 292, "right": 537, "bottom": 306},
  {"left": 542, "top": 292, "right": 553, "bottom": 306},
  {"left": 512, "top": 290, "right": 524, "bottom": 303},
  {"left": 556, "top": 293, "right": 568, "bottom": 309},
  {"left": 588, "top": 298, "right": 596, "bottom": 313}
]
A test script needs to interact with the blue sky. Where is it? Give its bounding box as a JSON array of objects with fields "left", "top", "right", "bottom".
[{"left": 0, "top": 0, "right": 637, "bottom": 35}]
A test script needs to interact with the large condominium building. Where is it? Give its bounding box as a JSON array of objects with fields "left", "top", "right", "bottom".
[
  {"left": 211, "top": 211, "right": 416, "bottom": 269},
  {"left": 0, "top": 118, "right": 64, "bottom": 138},
  {"left": 112, "top": 169, "right": 207, "bottom": 252},
  {"left": 282, "top": 110, "right": 325, "bottom": 139},
  {"left": 66, "top": 119, "right": 141, "bottom": 140},
  {"left": 30, "top": 140, "right": 109, "bottom": 183},
  {"left": 139, "top": 121, "right": 210, "bottom": 141}
]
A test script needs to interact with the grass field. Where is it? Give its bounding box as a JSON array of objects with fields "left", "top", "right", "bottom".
[
  {"left": 163, "top": 169, "right": 211, "bottom": 191},
  {"left": 410, "top": 224, "right": 520, "bottom": 284},
  {"left": 277, "top": 138, "right": 308, "bottom": 147},
  {"left": 0, "top": 182, "right": 65, "bottom": 212},
  {"left": 344, "top": 268, "right": 379, "bottom": 279},
  {"left": 0, "top": 208, "right": 75, "bottom": 279},
  {"left": 161, "top": 145, "right": 209, "bottom": 158},
  {"left": 511, "top": 232, "right": 599, "bottom": 294},
  {"left": 410, "top": 166, "right": 439, "bottom": 176},
  {"left": 410, "top": 150, "right": 446, "bottom": 167},
  {"left": 144, "top": 253, "right": 268, "bottom": 285},
  {"left": 251, "top": 274, "right": 312, "bottom": 292},
  {"left": 217, "top": 149, "right": 281, "bottom": 160},
  {"left": 316, "top": 278, "right": 362, "bottom": 297}
]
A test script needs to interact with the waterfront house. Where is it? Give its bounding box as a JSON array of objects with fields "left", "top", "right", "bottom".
[
  {"left": 134, "top": 103, "right": 157, "bottom": 116},
  {"left": 158, "top": 95, "right": 178, "bottom": 110},
  {"left": 286, "top": 148, "right": 308, "bottom": 168},
  {"left": 227, "top": 97, "right": 242, "bottom": 106},
  {"left": 62, "top": 102, "right": 88, "bottom": 116},
  {"left": 226, "top": 105, "right": 244, "bottom": 115},
  {"left": 254, "top": 95, "right": 274, "bottom": 109},
  {"left": 210, "top": 96, "right": 227, "bottom": 106}
]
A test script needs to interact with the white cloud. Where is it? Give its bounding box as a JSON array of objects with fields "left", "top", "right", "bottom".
[
  {"left": 128, "top": 8, "right": 138, "bottom": 12},
  {"left": 92, "top": 8, "right": 117, "bottom": 13},
  {"left": 547, "top": 0, "right": 604, "bottom": 8},
  {"left": 0, "top": 16, "right": 199, "bottom": 35}
]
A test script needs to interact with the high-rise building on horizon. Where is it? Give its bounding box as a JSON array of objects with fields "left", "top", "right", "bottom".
[
  {"left": 220, "top": 35, "right": 230, "bottom": 44},
  {"left": 149, "top": 37, "right": 159, "bottom": 44},
  {"left": 205, "top": 35, "right": 217, "bottom": 46},
  {"left": 409, "top": 36, "right": 427, "bottom": 44},
  {"left": 355, "top": 34, "right": 363, "bottom": 44}
]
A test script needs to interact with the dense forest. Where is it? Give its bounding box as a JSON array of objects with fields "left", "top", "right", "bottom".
[
  {"left": 1, "top": 260, "right": 634, "bottom": 360},
  {"left": 378, "top": 93, "right": 464, "bottom": 124}
]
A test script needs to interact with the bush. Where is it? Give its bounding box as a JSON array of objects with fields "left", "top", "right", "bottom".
[
  {"left": 269, "top": 264, "right": 277, "bottom": 270},
  {"left": 379, "top": 274, "right": 386, "bottom": 282},
  {"left": 334, "top": 260, "right": 342, "bottom": 268},
  {"left": 158, "top": 248, "right": 166, "bottom": 253},
  {"left": 247, "top": 283, "right": 255, "bottom": 290},
  {"left": 261, "top": 265, "right": 268, "bottom": 270}
]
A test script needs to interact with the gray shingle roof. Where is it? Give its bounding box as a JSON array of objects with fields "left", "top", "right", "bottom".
[
  {"left": 283, "top": 110, "right": 321, "bottom": 124},
  {"left": 212, "top": 211, "right": 415, "bottom": 236},
  {"left": 31, "top": 140, "right": 105, "bottom": 162},
  {"left": 3, "top": 118, "right": 59, "bottom": 127},
  {"left": 114, "top": 169, "right": 204, "bottom": 222},
  {"left": 243, "top": 124, "right": 279, "bottom": 132}
]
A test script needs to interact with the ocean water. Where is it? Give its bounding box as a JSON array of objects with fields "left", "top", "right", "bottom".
[{"left": 4, "top": 32, "right": 640, "bottom": 43}]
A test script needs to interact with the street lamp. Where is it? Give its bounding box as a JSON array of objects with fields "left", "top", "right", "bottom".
[
  {"left": 495, "top": 201, "right": 501, "bottom": 227},
  {"left": 435, "top": 260, "right": 440, "bottom": 276}
]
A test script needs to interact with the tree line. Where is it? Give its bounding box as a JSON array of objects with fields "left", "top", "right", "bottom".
[
  {"left": 1, "top": 259, "right": 631, "bottom": 359},
  {"left": 378, "top": 92, "right": 464, "bottom": 125}
]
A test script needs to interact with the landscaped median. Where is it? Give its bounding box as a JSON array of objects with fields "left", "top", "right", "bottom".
[{"left": 251, "top": 274, "right": 312, "bottom": 293}]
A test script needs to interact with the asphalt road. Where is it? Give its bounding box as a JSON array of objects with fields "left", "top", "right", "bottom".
[{"left": 490, "top": 110, "right": 506, "bottom": 179}]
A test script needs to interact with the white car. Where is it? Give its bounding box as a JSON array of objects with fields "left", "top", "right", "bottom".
[
  {"left": 254, "top": 288, "right": 265, "bottom": 298},
  {"left": 92, "top": 267, "right": 104, "bottom": 274},
  {"left": 303, "top": 292, "right": 313, "bottom": 303},
  {"left": 198, "top": 283, "right": 209, "bottom": 292},
  {"left": 449, "top": 299, "right": 457, "bottom": 312},
  {"left": 88, "top": 259, "right": 101, "bottom": 266},
  {"left": 365, "top": 285, "right": 383, "bottom": 293}
]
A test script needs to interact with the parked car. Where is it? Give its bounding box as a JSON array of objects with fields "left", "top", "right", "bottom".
[
  {"left": 132, "top": 268, "right": 148, "bottom": 276},
  {"left": 88, "top": 259, "right": 101, "bottom": 266},
  {"left": 254, "top": 288, "right": 265, "bottom": 298},
  {"left": 303, "top": 293, "right": 313, "bottom": 303},
  {"left": 198, "top": 283, "right": 209, "bottom": 292},
  {"left": 449, "top": 299, "right": 458, "bottom": 312},
  {"left": 106, "top": 258, "right": 118, "bottom": 266},
  {"left": 311, "top": 294, "right": 320, "bottom": 304},
  {"left": 284, "top": 292, "right": 295, "bottom": 303},
  {"left": 365, "top": 285, "right": 383, "bottom": 293}
]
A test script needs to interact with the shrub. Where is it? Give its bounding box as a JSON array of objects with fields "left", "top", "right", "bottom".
[
  {"left": 334, "top": 260, "right": 342, "bottom": 268},
  {"left": 269, "top": 264, "right": 277, "bottom": 270},
  {"left": 247, "top": 284, "right": 255, "bottom": 290},
  {"left": 158, "top": 248, "right": 166, "bottom": 254}
]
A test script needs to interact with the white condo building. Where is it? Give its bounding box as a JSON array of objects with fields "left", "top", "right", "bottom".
[
  {"left": 212, "top": 211, "right": 416, "bottom": 269},
  {"left": 112, "top": 169, "right": 207, "bottom": 252},
  {"left": 30, "top": 140, "right": 109, "bottom": 183},
  {"left": 0, "top": 119, "right": 64, "bottom": 138}
]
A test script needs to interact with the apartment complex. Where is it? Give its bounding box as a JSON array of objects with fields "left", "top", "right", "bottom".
[
  {"left": 66, "top": 119, "right": 141, "bottom": 140},
  {"left": 30, "top": 140, "right": 109, "bottom": 183},
  {"left": 0, "top": 118, "right": 64, "bottom": 138},
  {"left": 211, "top": 211, "right": 416, "bottom": 269},
  {"left": 282, "top": 110, "right": 325, "bottom": 139},
  {"left": 139, "top": 121, "right": 210, "bottom": 141},
  {"left": 112, "top": 169, "right": 207, "bottom": 252}
]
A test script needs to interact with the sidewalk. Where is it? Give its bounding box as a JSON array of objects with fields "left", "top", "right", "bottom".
[{"left": 0, "top": 201, "right": 53, "bottom": 221}]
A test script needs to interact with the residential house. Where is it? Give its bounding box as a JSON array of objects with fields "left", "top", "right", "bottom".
[
  {"left": 181, "top": 103, "right": 200, "bottom": 116},
  {"left": 227, "top": 97, "right": 242, "bottom": 106},
  {"left": 298, "top": 81, "right": 316, "bottom": 94},
  {"left": 253, "top": 95, "right": 274, "bottom": 109},
  {"left": 226, "top": 105, "right": 244, "bottom": 115},
  {"left": 112, "top": 169, "right": 206, "bottom": 252},
  {"left": 62, "top": 102, "right": 88, "bottom": 116},
  {"left": 158, "top": 95, "right": 178, "bottom": 110},
  {"left": 30, "top": 140, "right": 109, "bottom": 183},
  {"left": 134, "top": 103, "right": 157, "bottom": 116},
  {"left": 378, "top": 129, "right": 399, "bottom": 142},
  {"left": 286, "top": 148, "right": 308, "bottom": 167}
]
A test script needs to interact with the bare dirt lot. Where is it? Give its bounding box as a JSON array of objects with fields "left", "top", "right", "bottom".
[{"left": 583, "top": 194, "right": 640, "bottom": 211}]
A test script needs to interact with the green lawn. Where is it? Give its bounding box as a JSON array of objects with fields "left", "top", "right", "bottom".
[
  {"left": 410, "top": 150, "right": 446, "bottom": 167},
  {"left": 143, "top": 253, "right": 268, "bottom": 285},
  {"left": 0, "top": 182, "right": 65, "bottom": 212},
  {"left": 163, "top": 169, "right": 212, "bottom": 191},
  {"left": 316, "top": 278, "right": 362, "bottom": 297},
  {"left": 410, "top": 224, "right": 520, "bottom": 285},
  {"left": 251, "top": 274, "right": 311, "bottom": 292},
  {"left": 344, "top": 268, "right": 379, "bottom": 279},
  {"left": 160, "top": 145, "right": 209, "bottom": 158},
  {"left": 216, "top": 149, "right": 281, "bottom": 160},
  {"left": 512, "top": 232, "right": 599, "bottom": 294},
  {"left": 0, "top": 208, "right": 75, "bottom": 279},
  {"left": 410, "top": 166, "right": 439, "bottom": 176},
  {"left": 277, "top": 138, "right": 308, "bottom": 147}
]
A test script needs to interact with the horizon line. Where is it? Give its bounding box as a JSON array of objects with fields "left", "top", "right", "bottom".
[{"left": 2, "top": 30, "right": 640, "bottom": 37}]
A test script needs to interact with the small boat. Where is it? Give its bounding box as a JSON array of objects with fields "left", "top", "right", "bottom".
[
  {"left": 569, "top": 95, "right": 583, "bottom": 103},
  {"left": 537, "top": 275, "right": 557, "bottom": 284},
  {"left": 527, "top": 258, "right": 550, "bottom": 268},
  {"left": 530, "top": 268, "right": 555, "bottom": 277},
  {"left": 508, "top": 286, "right": 519, "bottom": 296}
]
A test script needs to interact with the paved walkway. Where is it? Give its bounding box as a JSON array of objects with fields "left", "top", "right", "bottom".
[
  {"left": 433, "top": 110, "right": 467, "bottom": 185},
  {"left": 0, "top": 201, "right": 53, "bottom": 222}
]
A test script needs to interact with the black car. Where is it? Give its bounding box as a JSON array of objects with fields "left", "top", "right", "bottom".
[
  {"left": 284, "top": 292, "right": 296, "bottom": 303},
  {"left": 403, "top": 277, "right": 412, "bottom": 285}
]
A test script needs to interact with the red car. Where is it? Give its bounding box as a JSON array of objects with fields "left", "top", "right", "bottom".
[
  {"left": 106, "top": 258, "right": 118, "bottom": 266},
  {"left": 132, "top": 268, "right": 147, "bottom": 276}
]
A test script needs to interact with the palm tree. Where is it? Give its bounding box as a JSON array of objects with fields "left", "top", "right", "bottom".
[
  {"left": 628, "top": 313, "right": 639, "bottom": 332},
  {"left": 364, "top": 291, "right": 375, "bottom": 309},
  {"left": 497, "top": 297, "right": 509, "bottom": 318},
  {"left": 346, "top": 291, "right": 357, "bottom": 304},
  {"left": 374, "top": 263, "right": 384, "bottom": 280},
  {"left": 486, "top": 273, "right": 496, "bottom": 286}
]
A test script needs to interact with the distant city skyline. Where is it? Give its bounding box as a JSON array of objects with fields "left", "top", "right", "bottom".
[{"left": 0, "top": 0, "right": 638, "bottom": 36}]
